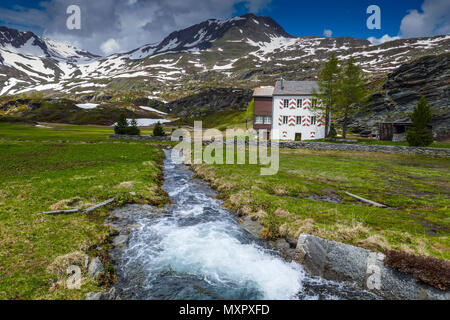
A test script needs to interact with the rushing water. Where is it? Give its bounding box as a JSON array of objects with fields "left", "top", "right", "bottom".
[{"left": 116, "top": 150, "right": 379, "bottom": 300}]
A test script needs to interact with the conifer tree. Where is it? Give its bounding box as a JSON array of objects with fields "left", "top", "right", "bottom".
[
  {"left": 114, "top": 112, "right": 129, "bottom": 135},
  {"left": 128, "top": 117, "right": 141, "bottom": 135},
  {"left": 337, "top": 58, "right": 366, "bottom": 138},
  {"left": 153, "top": 121, "right": 165, "bottom": 136},
  {"left": 406, "top": 96, "right": 433, "bottom": 147},
  {"left": 314, "top": 53, "right": 341, "bottom": 137}
]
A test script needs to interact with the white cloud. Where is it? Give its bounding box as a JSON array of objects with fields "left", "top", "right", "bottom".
[
  {"left": 400, "top": 0, "right": 450, "bottom": 37},
  {"left": 100, "top": 38, "right": 120, "bottom": 54},
  {"left": 0, "top": 0, "right": 273, "bottom": 55},
  {"left": 323, "top": 29, "right": 332, "bottom": 37},
  {"left": 367, "top": 34, "right": 401, "bottom": 45}
]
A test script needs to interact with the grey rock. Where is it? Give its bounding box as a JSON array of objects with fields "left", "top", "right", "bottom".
[
  {"left": 88, "top": 257, "right": 104, "bottom": 278},
  {"left": 240, "top": 216, "right": 263, "bottom": 238},
  {"left": 324, "top": 240, "right": 369, "bottom": 284},
  {"left": 112, "top": 235, "right": 129, "bottom": 249},
  {"left": 426, "top": 286, "right": 450, "bottom": 300},
  {"left": 378, "top": 263, "right": 421, "bottom": 300},
  {"left": 85, "top": 292, "right": 104, "bottom": 300},
  {"left": 294, "top": 234, "right": 328, "bottom": 277},
  {"left": 274, "top": 239, "right": 291, "bottom": 249},
  {"left": 85, "top": 287, "right": 120, "bottom": 300}
]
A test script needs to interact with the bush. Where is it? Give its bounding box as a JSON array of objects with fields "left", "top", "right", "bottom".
[
  {"left": 406, "top": 96, "right": 433, "bottom": 147},
  {"left": 153, "top": 122, "right": 165, "bottom": 136}
]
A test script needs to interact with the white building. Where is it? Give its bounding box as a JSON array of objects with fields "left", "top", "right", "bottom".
[{"left": 253, "top": 80, "right": 327, "bottom": 141}]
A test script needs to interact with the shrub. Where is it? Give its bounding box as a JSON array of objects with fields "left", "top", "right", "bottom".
[
  {"left": 153, "top": 121, "right": 165, "bottom": 136},
  {"left": 406, "top": 96, "right": 433, "bottom": 147}
]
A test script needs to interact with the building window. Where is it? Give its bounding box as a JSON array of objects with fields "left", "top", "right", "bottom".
[
  {"left": 264, "top": 116, "right": 272, "bottom": 124},
  {"left": 311, "top": 99, "right": 318, "bottom": 108},
  {"left": 296, "top": 116, "right": 302, "bottom": 125},
  {"left": 283, "top": 116, "right": 288, "bottom": 124},
  {"left": 255, "top": 116, "right": 263, "bottom": 124},
  {"left": 283, "top": 99, "right": 289, "bottom": 108},
  {"left": 311, "top": 116, "right": 316, "bottom": 125},
  {"left": 297, "top": 99, "right": 302, "bottom": 108}
]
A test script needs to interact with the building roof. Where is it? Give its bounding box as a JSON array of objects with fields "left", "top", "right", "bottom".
[
  {"left": 273, "top": 80, "right": 319, "bottom": 96},
  {"left": 253, "top": 86, "right": 274, "bottom": 97}
]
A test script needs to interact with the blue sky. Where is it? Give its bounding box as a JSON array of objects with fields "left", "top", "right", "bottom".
[
  {"left": 234, "top": 0, "right": 424, "bottom": 39},
  {"left": 0, "top": 0, "right": 448, "bottom": 54}
]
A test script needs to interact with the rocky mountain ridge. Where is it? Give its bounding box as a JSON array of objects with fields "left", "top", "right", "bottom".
[
  {"left": 0, "top": 13, "right": 449, "bottom": 100},
  {"left": 351, "top": 53, "right": 450, "bottom": 138}
]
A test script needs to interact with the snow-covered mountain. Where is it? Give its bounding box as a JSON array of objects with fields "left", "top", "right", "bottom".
[
  {"left": 0, "top": 26, "right": 98, "bottom": 61},
  {"left": 0, "top": 13, "right": 449, "bottom": 98}
]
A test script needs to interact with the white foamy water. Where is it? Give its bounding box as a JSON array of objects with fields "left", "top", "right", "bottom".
[{"left": 125, "top": 219, "right": 304, "bottom": 299}]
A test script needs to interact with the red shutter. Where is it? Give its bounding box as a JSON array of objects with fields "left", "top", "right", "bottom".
[{"left": 289, "top": 99, "right": 296, "bottom": 109}]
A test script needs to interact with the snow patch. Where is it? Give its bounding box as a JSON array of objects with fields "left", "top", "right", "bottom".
[
  {"left": 139, "top": 106, "right": 168, "bottom": 115},
  {"left": 75, "top": 103, "right": 99, "bottom": 109}
]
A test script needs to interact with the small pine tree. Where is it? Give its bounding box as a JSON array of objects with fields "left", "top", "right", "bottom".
[
  {"left": 114, "top": 112, "right": 129, "bottom": 135},
  {"left": 153, "top": 121, "right": 165, "bottom": 137},
  {"left": 314, "top": 53, "right": 341, "bottom": 137},
  {"left": 406, "top": 96, "right": 433, "bottom": 147},
  {"left": 127, "top": 118, "right": 141, "bottom": 136}
]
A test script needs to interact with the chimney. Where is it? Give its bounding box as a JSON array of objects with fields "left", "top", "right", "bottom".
[{"left": 280, "top": 77, "right": 284, "bottom": 90}]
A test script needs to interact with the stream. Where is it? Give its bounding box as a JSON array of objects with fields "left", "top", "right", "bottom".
[{"left": 114, "top": 150, "right": 379, "bottom": 300}]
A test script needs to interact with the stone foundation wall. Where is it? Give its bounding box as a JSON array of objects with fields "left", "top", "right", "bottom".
[
  {"left": 294, "top": 234, "right": 449, "bottom": 300},
  {"left": 277, "top": 141, "right": 449, "bottom": 156},
  {"left": 109, "top": 134, "right": 171, "bottom": 141}
]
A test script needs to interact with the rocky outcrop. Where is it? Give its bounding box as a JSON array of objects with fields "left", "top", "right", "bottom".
[
  {"left": 351, "top": 53, "right": 450, "bottom": 138},
  {"left": 164, "top": 87, "right": 253, "bottom": 121}
]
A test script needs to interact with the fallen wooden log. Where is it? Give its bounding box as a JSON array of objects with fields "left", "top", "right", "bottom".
[
  {"left": 39, "top": 207, "right": 81, "bottom": 215},
  {"left": 345, "top": 192, "right": 387, "bottom": 208},
  {"left": 84, "top": 198, "right": 115, "bottom": 214}
]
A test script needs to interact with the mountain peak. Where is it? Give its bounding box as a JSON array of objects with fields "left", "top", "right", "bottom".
[
  {"left": 127, "top": 14, "right": 294, "bottom": 59},
  {"left": 0, "top": 25, "right": 98, "bottom": 61}
]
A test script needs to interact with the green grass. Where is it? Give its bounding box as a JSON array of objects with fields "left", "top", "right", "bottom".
[
  {"left": 0, "top": 122, "right": 168, "bottom": 299},
  {"left": 192, "top": 148, "right": 450, "bottom": 259},
  {"left": 0, "top": 122, "right": 165, "bottom": 143}
]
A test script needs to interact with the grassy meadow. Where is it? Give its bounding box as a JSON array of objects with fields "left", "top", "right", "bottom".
[
  {"left": 193, "top": 147, "right": 450, "bottom": 260},
  {"left": 0, "top": 121, "right": 448, "bottom": 300},
  {"left": 0, "top": 122, "right": 168, "bottom": 299}
]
